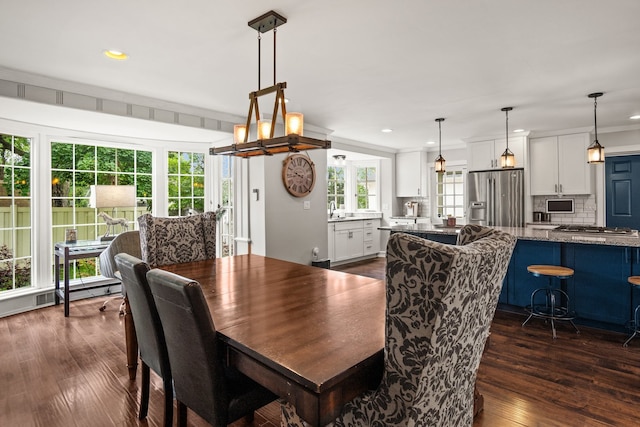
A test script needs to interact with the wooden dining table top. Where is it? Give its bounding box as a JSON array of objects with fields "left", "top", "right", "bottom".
[{"left": 160, "top": 254, "right": 386, "bottom": 425}]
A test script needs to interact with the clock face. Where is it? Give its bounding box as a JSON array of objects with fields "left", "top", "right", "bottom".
[{"left": 282, "top": 154, "right": 316, "bottom": 197}]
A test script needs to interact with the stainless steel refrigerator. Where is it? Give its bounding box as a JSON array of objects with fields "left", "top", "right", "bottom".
[{"left": 467, "top": 168, "right": 524, "bottom": 227}]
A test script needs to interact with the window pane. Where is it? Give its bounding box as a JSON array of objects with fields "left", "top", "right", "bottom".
[
  {"left": 97, "top": 146, "right": 116, "bottom": 171},
  {"left": 137, "top": 151, "right": 152, "bottom": 174},
  {"left": 117, "top": 149, "right": 135, "bottom": 173}
]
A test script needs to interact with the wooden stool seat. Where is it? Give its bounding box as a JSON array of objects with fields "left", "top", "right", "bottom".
[
  {"left": 523, "top": 264, "right": 579, "bottom": 339},
  {"left": 623, "top": 276, "right": 640, "bottom": 347},
  {"left": 527, "top": 265, "right": 574, "bottom": 278}
]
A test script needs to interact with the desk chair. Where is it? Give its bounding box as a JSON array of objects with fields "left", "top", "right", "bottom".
[
  {"left": 147, "top": 268, "right": 276, "bottom": 427},
  {"left": 115, "top": 253, "right": 173, "bottom": 427},
  {"left": 283, "top": 226, "right": 516, "bottom": 426}
]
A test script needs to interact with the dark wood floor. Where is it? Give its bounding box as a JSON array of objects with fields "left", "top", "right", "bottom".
[{"left": 1, "top": 257, "right": 640, "bottom": 426}]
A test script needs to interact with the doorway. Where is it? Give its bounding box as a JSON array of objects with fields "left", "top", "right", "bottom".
[{"left": 606, "top": 154, "right": 640, "bottom": 228}]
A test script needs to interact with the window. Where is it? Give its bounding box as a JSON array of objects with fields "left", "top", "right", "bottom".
[
  {"left": 167, "top": 151, "right": 205, "bottom": 216},
  {"left": 51, "top": 141, "right": 152, "bottom": 279},
  {"left": 219, "top": 156, "right": 234, "bottom": 257},
  {"left": 0, "top": 134, "right": 32, "bottom": 292},
  {"left": 436, "top": 169, "right": 465, "bottom": 218},
  {"left": 327, "top": 166, "right": 345, "bottom": 210},
  {"left": 356, "top": 166, "right": 377, "bottom": 210}
]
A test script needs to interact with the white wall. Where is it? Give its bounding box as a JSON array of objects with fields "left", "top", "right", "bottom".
[{"left": 247, "top": 132, "right": 329, "bottom": 265}]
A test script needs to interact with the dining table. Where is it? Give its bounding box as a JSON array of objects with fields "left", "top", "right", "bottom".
[{"left": 160, "top": 254, "right": 386, "bottom": 426}]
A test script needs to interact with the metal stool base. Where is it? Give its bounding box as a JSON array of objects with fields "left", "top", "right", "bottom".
[{"left": 522, "top": 287, "right": 580, "bottom": 339}]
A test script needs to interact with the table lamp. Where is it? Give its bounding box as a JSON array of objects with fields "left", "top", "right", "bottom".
[{"left": 89, "top": 185, "right": 136, "bottom": 241}]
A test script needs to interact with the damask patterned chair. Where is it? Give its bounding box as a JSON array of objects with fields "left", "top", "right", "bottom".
[
  {"left": 137, "top": 211, "right": 216, "bottom": 267},
  {"left": 283, "top": 225, "right": 516, "bottom": 426}
]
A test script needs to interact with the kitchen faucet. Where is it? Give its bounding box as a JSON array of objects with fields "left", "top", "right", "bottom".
[{"left": 329, "top": 201, "right": 336, "bottom": 218}]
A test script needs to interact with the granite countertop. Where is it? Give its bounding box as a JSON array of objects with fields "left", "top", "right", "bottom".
[
  {"left": 380, "top": 224, "right": 640, "bottom": 248},
  {"left": 328, "top": 214, "right": 382, "bottom": 223}
]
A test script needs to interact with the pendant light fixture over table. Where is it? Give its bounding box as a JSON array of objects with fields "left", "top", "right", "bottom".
[
  {"left": 434, "top": 118, "right": 446, "bottom": 174},
  {"left": 500, "top": 107, "right": 515, "bottom": 168},
  {"left": 211, "top": 10, "right": 330, "bottom": 157},
  {"left": 587, "top": 92, "right": 604, "bottom": 164}
]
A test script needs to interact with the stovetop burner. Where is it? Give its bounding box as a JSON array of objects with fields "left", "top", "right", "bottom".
[{"left": 553, "top": 225, "right": 634, "bottom": 235}]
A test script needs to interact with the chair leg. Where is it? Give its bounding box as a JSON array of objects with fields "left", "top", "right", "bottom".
[
  {"left": 162, "top": 376, "right": 174, "bottom": 427},
  {"left": 139, "top": 362, "right": 150, "bottom": 420},
  {"left": 177, "top": 401, "right": 188, "bottom": 427}
]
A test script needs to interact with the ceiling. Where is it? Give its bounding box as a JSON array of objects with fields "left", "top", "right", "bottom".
[{"left": 1, "top": 0, "right": 640, "bottom": 151}]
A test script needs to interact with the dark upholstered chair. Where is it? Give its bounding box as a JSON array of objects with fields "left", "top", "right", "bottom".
[
  {"left": 114, "top": 253, "right": 173, "bottom": 427},
  {"left": 283, "top": 225, "right": 516, "bottom": 426},
  {"left": 146, "top": 268, "right": 277, "bottom": 427},
  {"left": 137, "top": 212, "right": 216, "bottom": 267}
]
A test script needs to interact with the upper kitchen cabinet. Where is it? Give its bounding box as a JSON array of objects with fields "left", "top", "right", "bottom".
[
  {"left": 530, "top": 133, "right": 591, "bottom": 196},
  {"left": 467, "top": 136, "right": 526, "bottom": 171},
  {"left": 396, "top": 151, "right": 428, "bottom": 197}
]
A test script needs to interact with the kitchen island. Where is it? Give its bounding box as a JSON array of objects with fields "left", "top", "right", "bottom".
[{"left": 382, "top": 224, "right": 640, "bottom": 333}]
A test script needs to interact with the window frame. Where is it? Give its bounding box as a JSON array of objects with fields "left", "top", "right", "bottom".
[{"left": 431, "top": 163, "right": 467, "bottom": 220}]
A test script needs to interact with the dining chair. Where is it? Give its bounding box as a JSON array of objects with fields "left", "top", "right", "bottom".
[
  {"left": 137, "top": 211, "right": 216, "bottom": 267},
  {"left": 114, "top": 253, "right": 173, "bottom": 427},
  {"left": 288, "top": 225, "right": 514, "bottom": 427},
  {"left": 146, "top": 268, "right": 277, "bottom": 427}
]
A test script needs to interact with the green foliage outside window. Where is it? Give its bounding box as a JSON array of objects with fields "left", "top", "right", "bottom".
[{"left": 167, "top": 151, "right": 205, "bottom": 216}]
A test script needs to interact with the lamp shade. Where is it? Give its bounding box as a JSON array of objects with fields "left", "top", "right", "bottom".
[
  {"left": 285, "top": 112, "right": 304, "bottom": 136},
  {"left": 89, "top": 185, "right": 136, "bottom": 208},
  {"left": 233, "top": 124, "right": 247, "bottom": 144}
]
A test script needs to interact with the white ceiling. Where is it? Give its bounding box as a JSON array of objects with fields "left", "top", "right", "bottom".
[{"left": 1, "top": 0, "right": 639, "bottom": 151}]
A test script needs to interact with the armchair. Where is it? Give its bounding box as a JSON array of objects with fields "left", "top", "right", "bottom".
[
  {"left": 327, "top": 226, "right": 515, "bottom": 426},
  {"left": 137, "top": 212, "right": 216, "bottom": 267}
]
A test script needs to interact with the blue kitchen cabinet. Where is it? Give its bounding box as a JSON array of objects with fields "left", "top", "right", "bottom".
[
  {"left": 564, "top": 243, "right": 631, "bottom": 327},
  {"left": 630, "top": 248, "right": 640, "bottom": 327},
  {"left": 507, "top": 240, "right": 562, "bottom": 308}
]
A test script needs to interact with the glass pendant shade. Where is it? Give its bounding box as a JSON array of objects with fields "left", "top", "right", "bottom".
[
  {"left": 285, "top": 112, "right": 304, "bottom": 136},
  {"left": 257, "top": 120, "right": 272, "bottom": 140},
  {"left": 233, "top": 124, "right": 247, "bottom": 143},
  {"left": 435, "top": 154, "right": 446, "bottom": 174},
  {"left": 587, "top": 140, "right": 605, "bottom": 163},
  {"left": 500, "top": 148, "right": 515, "bottom": 168}
]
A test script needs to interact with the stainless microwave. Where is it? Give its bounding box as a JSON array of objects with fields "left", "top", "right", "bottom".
[{"left": 546, "top": 198, "right": 574, "bottom": 213}]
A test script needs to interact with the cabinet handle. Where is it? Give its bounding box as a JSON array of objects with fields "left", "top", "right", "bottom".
[
  {"left": 418, "top": 188, "right": 420, "bottom": 195},
  {"left": 559, "top": 184, "right": 563, "bottom": 193},
  {"left": 555, "top": 184, "right": 558, "bottom": 193}
]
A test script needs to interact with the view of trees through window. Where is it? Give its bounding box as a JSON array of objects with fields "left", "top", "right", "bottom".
[
  {"left": 0, "top": 134, "right": 32, "bottom": 292},
  {"left": 327, "top": 166, "right": 345, "bottom": 210},
  {"left": 51, "top": 142, "right": 152, "bottom": 280},
  {"left": 356, "top": 166, "right": 377, "bottom": 209},
  {"left": 167, "top": 151, "right": 205, "bottom": 216}
]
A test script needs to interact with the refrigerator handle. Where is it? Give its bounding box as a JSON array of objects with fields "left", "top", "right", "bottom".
[{"left": 487, "top": 177, "right": 494, "bottom": 226}]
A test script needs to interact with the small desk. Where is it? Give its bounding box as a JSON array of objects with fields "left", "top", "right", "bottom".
[{"left": 54, "top": 240, "right": 110, "bottom": 317}]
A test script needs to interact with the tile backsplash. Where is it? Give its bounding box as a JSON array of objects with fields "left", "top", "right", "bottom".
[
  {"left": 532, "top": 195, "right": 596, "bottom": 225},
  {"left": 399, "top": 197, "right": 430, "bottom": 217}
]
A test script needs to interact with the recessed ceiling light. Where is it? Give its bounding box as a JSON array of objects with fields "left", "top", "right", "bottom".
[
  {"left": 381, "top": 128, "right": 393, "bottom": 133},
  {"left": 104, "top": 50, "right": 128, "bottom": 60},
  {"left": 426, "top": 141, "right": 435, "bottom": 145},
  {"left": 630, "top": 115, "right": 640, "bottom": 120},
  {"left": 513, "top": 129, "right": 525, "bottom": 133}
]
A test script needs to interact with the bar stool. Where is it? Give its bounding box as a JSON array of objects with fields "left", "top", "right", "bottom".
[
  {"left": 623, "top": 276, "right": 640, "bottom": 347},
  {"left": 522, "top": 264, "right": 580, "bottom": 339}
]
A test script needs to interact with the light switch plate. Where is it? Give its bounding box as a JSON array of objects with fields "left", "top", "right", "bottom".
[{"left": 303, "top": 201, "right": 310, "bottom": 210}]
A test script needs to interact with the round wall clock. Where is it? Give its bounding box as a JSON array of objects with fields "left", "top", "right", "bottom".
[{"left": 282, "top": 153, "right": 316, "bottom": 197}]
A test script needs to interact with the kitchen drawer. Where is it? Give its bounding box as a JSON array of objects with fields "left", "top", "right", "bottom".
[
  {"left": 364, "top": 227, "right": 375, "bottom": 242},
  {"left": 334, "top": 220, "right": 363, "bottom": 231}
]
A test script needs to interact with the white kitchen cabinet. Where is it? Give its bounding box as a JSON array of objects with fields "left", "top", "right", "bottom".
[
  {"left": 396, "top": 151, "right": 427, "bottom": 197},
  {"left": 467, "top": 136, "right": 526, "bottom": 171},
  {"left": 333, "top": 221, "right": 364, "bottom": 262},
  {"left": 530, "top": 133, "right": 591, "bottom": 196},
  {"left": 363, "top": 219, "right": 380, "bottom": 256}
]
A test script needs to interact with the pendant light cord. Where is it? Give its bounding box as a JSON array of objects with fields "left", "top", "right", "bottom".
[
  {"left": 505, "top": 109, "right": 509, "bottom": 149},
  {"left": 593, "top": 96, "right": 598, "bottom": 141},
  {"left": 273, "top": 26, "right": 277, "bottom": 85},
  {"left": 438, "top": 119, "right": 442, "bottom": 155},
  {"left": 257, "top": 32, "right": 261, "bottom": 90}
]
